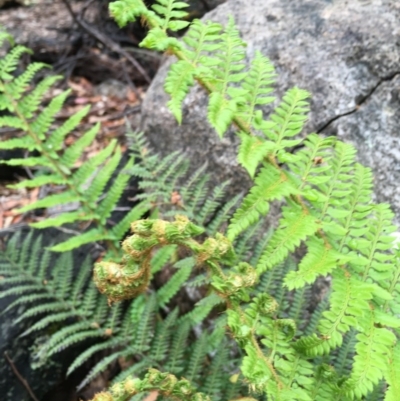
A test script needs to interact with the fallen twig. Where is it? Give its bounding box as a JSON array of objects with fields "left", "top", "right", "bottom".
[
  {"left": 61, "top": 0, "right": 151, "bottom": 84},
  {"left": 4, "top": 351, "right": 40, "bottom": 401}
]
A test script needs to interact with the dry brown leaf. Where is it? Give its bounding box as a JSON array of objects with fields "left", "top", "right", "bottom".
[
  {"left": 143, "top": 391, "right": 159, "bottom": 401},
  {"left": 127, "top": 88, "right": 137, "bottom": 103},
  {"left": 68, "top": 77, "right": 93, "bottom": 96},
  {"left": 102, "top": 118, "right": 125, "bottom": 128}
]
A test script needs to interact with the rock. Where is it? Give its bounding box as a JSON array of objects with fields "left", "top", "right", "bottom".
[{"left": 141, "top": 0, "right": 400, "bottom": 224}]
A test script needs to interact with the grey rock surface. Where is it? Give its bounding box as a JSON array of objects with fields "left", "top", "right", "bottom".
[{"left": 141, "top": 0, "right": 400, "bottom": 223}]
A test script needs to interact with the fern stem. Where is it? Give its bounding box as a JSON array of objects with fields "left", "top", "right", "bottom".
[{"left": 250, "top": 334, "right": 283, "bottom": 390}]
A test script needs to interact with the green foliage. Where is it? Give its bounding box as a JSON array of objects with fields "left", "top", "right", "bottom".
[
  {"left": 0, "top": 33, "right": 148, "bottom": 253},
  {"left": 0, "top": 232, "right": 122, "bottom": 369},
  {"left": 2, "top": 2, "right": 400, "bottom": 401},
  {"left": 101, "top": 2, "right": 400, "bottom": 400}
]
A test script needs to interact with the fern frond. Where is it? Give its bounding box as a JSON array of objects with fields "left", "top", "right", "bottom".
[
  {"left": 183, "top": 19, "right": 222, "bottom": 64},
  {"left": 284, "top": 237, "right": 343, "bottom": 290},
  {"left": 164, "top": 60, "right": 195, "bottom": 123},
  {"left": 48, "top": 229, "right": 110, "bottom": 252},
  {"left": 151, "top": 0, "right": 190, "bottom": 31},
  {"left": 0, "top": 35, "right": 149, "bottom": 252},
  {"left": 78, "top": 349, "right": 132, "bottom": 391},
  {"left": 237, "top": 132, "right": 275, "bottom": 178},
  {"left": 86, "top": 147, "right": 123, "bottom": 204},
  {"left": 256, "top": 206, "right": 319, "bottom": 272},
  {"left": 205, "top": 17, "right": 247, "bottom": 137},
  {"left": 0, "top": 44, "right": 31, "bottom": 79},
  {"left": 185, "top": 332, "right": 208, "bottom": 383},
  {"left": 205, "top": 193, "right": 241, "bottom": 236},
  {"left": 150, "top": 308, "right": 178, "bottom": 362},
  {"left": 385, "top": 343, "right": 400, "bottom": 401},
  {"left": 334, "top": 329, "right": 357, "bottom": 377},
  {"left": 201, "top": 342, "right": 229, "bottom": 397},
  {"left": 150, "top": 245, "right": 177, "bottom": 274},
  {"left": 29, "top": 90, "right": 70, "bottom": 140},
  {"left": 67, "top": 337, "right": 122, "bottom": 376},
  {"left": 109, "top": 0, "right": 149, "bottom": 28},
  {"left": 180, "top": 293, "right": 223, "bottom": 325},
  {"left": 157, "top": 263, "right": 193, "bottom": 306},
  {"left": 227, "top": 163, "right": 298, "bottom": 240},
  {"left": 18, "top": 75, "right": 62, "bottom": 118},
  {"left": 164, "top": 320, "right": 191, "bottom": 374},
  {"left": 112, "top": 200, "right": 151, "bottom": 240},
  {"left": 263, "top": 87, "right": 309, "bottom": 151},
  {"left": 316, "top": 269, "right": 374, "bottom": 354},
  {"left": 134, "top": 295, "right": 157, "bottom": 352},
  {"left": 60, "top": 124, "right": 100, "bottom": 168},
  {"left": 340, "top": 310, "right": 395, "bottom": 400},
  {"left": 240, "top": 51, "right": 275, "bottom": 126}
]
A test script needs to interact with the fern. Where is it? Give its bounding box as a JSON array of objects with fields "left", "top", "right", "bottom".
[
  {"left": 101, "top": 2, "right": 400, "bottom": 399},
  {"left": 127, "top": 131, "right": 239, "bottom": 232},
  {"left": 227, "top": 163, "right": 297, "bottom": 240},
  {"left": 0, "top": 35, "right": 147, "bottom": 252},
  {"left": 0, "top": 233, "right": 123, "bottom": 370},
  {"left": 3, "top": 3, "right": 400, "bottom": 400}
]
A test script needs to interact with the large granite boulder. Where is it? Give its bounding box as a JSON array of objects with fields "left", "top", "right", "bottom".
[{"left": 141, "top": 0, "right": 400, "bottom": 223}]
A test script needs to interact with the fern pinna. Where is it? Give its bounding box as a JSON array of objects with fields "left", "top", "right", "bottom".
[
  {"left": 97, "top": 1, "right": 400, "bottom": 400},
  {"left": 0, "top": 31, "right": 149, "bottom": 253}
]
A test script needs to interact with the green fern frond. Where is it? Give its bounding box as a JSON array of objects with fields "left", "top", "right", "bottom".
[
  {"left": 0, "top": 44, "right": 32, "bottom": 79},
  {"left": 180, "top": 293, "right": 222, "bottom": 325},
  {"left": 240, "top": 51, "right": 275, "bottom": 126},
  {"left": 109, "top": 0, "right": 149, "bottom": 28},
  {"left": 151, "top": 0, "right": 189, "bottom": 31},
  {"left": 150, "top": 245, "right": 177, "bottom": 274},
  {"left": 150, "top": 308, "right": 179, "bottom": 362},
  {"left": 112, "top": 200, "right": 151, "bottom": 240},
  {"left": 0, "top": 232, "right": 125, "bottom": 374},
  {"left": 185, "top": 332, "right": 209, "bottom": 383},
  {"left": 164, "top": 60, "right": 195, "bottom": 123},
  {"left": 316, "top": 269, "right": 375, "bottom": 354},
  {"left": 67, "top": 337, "right": 123, "bottom": 377},
  {"left": 48, "top": 229, "right": 110, "bottom": 252},
  {"left": 334, "top": 329, "right": 357, "bottom": 377},
  {"left": 385, "top": 343, "right": 400, "bottom": 401},
  {"left": 256, "top": 206, "right": 319, "bottom": 272},
  {"left": 0, "top": 35, "right": 151, "bottom": 252},
  {"left": 340, "top": 309, "right": 395, "bottom": 399},
  {"left": 227, "top": 163, "right": 298, "bottom": 240},
  {"left": 264, "top": 87, "right": 309, "bottom": 146},
  {"left": 165, "top": 320, "right": 191, "bottom": 374},
  {"left": 206, "top": 193, "right": 241, "bottom": 236},
  {"left": 60, "top": 124, "right": 99, "bottom": 168},
  {"left": 204, "top": 17, "right": 247, "bottom": 137},
  {"left": 134, "top": 295, "right": 158, "bottom": 352},
  {"left": 182, "top": 19, "right": 222, "bottom": 75},
  {"left": 78, "top": 349, "right": 132, "bottom": 391},
  {"left": 201, "top": 342, "right": 229, "bottom": 398},
  {"left": 157, "top": 260, "right": 194, "bottom": 306},
  {"left": 237, "top": 132, "right": 275, "bottom": 178},
  {"left": 284, "top": 237, "right": 343, "bottom": 290}
]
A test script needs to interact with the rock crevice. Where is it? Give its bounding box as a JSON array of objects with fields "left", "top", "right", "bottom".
[{"left": 318, "top": 71, "right": 400, "bottom": 134}]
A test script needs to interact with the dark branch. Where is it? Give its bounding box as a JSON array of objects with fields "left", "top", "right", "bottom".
[
  {"left": 4, "top": 351, "right": 40, "bottom": 401},
  {"left": 60, "top": 0, "right": 151, "bottom": 84}
]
